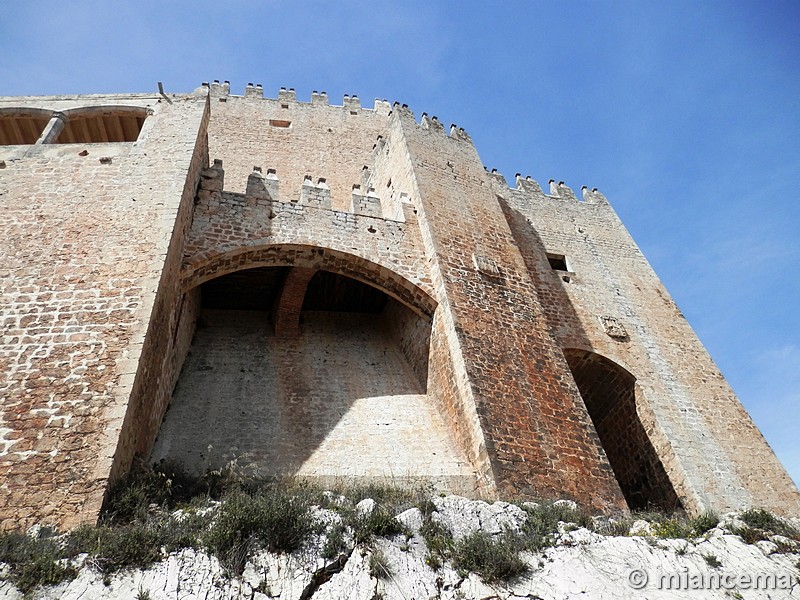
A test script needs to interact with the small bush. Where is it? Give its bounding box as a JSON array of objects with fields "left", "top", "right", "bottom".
[
  {"left": 67, "top": 510, "right": 210, "bottom": 576},
  {"left": 523, "top": 502, "right": 591, "bottom": 534},
  {"left": 518, "top": 503, "right": 577, "bottom": 551},
  {"left": 204, "top": 489, "right": 317, "bottom": 574},
  {"left": 592, "top": 517, "right": 632, "bottom": 537},
  {"left": 452, "top": 531, "right": 529, "bottom": 584},
  {"left": 352, "top": 506, "right": 406, "bottom": 545},
  {"left": 731, "top": 525, "right": 766, "bottom": 545},
  {"left": 368, "top": 550, "right": 392, "bottom": 579},
  {"left": 321, "top": 523, "right": 348, "bottom": 559},
  {"left": 703, "top": 553, "right": 722, "bottom": 568},
  {"left": 651, "top": 518, "right": 691, "bottom": 539},
  {"left": 689, "top": 512, "right": 719, "bottom": 535},
  {"left": 136, "top": 587, "right": 152, "bottom": 600},
  {"left": 0, "top": 531, "right": 75, "bottom": 594},
  {"left": 104, "top": 462, "right": 208, "bottom": 520},
  {"left": 519, "top": 501, "right": 592, "bottom": 551},
  {"left": 420, "top": 518, "right": 453, "bottom": 570},
  {"left": 774, "top": 538, "right": 796, "bottom": 553},
  {"left": 68, "top": 525, "right": 163, "bottom": 574},
  {"left": 740, "top": 509, "right": 798, "bottom": 539}
]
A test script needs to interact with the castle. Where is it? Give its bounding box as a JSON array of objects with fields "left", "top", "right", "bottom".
[{"left": 1, "top": 82, "right": 797, "bottom": 530}]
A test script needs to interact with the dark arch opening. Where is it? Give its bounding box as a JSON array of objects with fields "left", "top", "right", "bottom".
[
  {"left": 181, "top": 244, "right": 437, "bottom": 319},
  {"left": 564, "top": 349, "right": 680, "bottom": 511},
  {"left": 201, "top": 266, "right": 288, "bottom": 310},
  {"left": 302, "top": 270, "right": 388, "bottom": 313}
]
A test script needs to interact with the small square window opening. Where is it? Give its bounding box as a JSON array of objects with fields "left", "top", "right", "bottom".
[{"left": 547, "top": 253, "right": 569, "bottom": 271}]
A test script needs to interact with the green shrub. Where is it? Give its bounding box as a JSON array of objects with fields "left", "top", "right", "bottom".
[
  {"left": 368, "top": 549, "right": 392, "bottom": 579},
  {"left": 703, "top": 553, "right": 722, "bottom": 568},
  {"left": 351, "top": 506, "right": 406, "bottom": 545},
  {"left": 68, "top": 525, "right": 163, "bottom": 574},
  {"left": 593, "top": 518, "right": 632, "bottom": 536},
  {"left": 730, "top": 525, "right": 765, "bottom": 545},
  {"left": 689, "top": 512, "right": 719, "bottom": 535},
  {"left": 740, "top": 509, "right": 798, "bottom": 538},
  {"left": 204, "top": 489, "right": 317, "bottom": 574},
  {"left": 651, "top": 518, "right": 691, "bottom": 539},
  {"left": 136, "top": 588, "right": 152, "bottom": 600},
  {"left": 67, "top": 510, "right": 210, "bottom": 575},
  {"left": 0, "top": 531, "right": 75, "bottom": 594},
  {"left": 452, "top": 531, "right": 529, "bottom": 584},
  {"left": 321, "top": 523, "right": 348, "bottom": 559},
  {"left": 518, "top": 503, "right": 575, "bottom": 551},
  {"left": 419, "top": 518, "right": 453, "bottom": 570},
  {"left": 525, "top": 502, "right": 590, "bottom": 533}
]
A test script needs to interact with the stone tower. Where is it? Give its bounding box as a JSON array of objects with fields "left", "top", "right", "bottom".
[{"left": 1, "top": 82, "right": 797, "bottom": 530}]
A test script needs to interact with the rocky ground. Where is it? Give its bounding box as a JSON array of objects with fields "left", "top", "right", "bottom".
[{"left": 2, "top": 495, "right": 799, "bottom": 600}]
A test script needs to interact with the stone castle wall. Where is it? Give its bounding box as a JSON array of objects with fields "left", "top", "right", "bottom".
[
  {"left": 495, "top": 177, "right": 799, "bottom": 514},
  {"left": 0, "top": 93, "right": 208, "bottom": 528},
  {"left": 0, "top": 84, "right": 797, "bottom": 529}
]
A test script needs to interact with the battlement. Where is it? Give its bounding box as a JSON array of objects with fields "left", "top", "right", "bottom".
[
  {"left": 485, "top": 169, "right": 609, "bottom": 206},
  {"left": 383, "top": 101, "right": 473, "bottom": 143},
  {"left": 197, "top": 159, "right": 402, "bottom": 223},
  {"left": 195, "top": 81, "right": 474, "bottom": 143},
  {"left": 197, "top": 80, "right": 393, "bottom": 115}
]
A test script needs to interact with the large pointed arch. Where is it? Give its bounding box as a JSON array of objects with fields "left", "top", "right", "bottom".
[{"left": 181, "top": 243, "right": 437, "bottom": 318}]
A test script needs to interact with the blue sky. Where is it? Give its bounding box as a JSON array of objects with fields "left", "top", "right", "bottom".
[{"left": 2, "top": 1, "right": 798, "bottom": 486}]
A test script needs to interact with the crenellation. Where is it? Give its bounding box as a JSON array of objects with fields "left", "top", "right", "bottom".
[
  {"left": 449, "top": 125, "right": 472, "bottom": 143},
  {"left": 311, "top": 90, "right": 329, "bottom": 106},
  {"left": 373, "top": 98, "right": 391, "bottom": 115},
  {"left": 209, "top": 80, "right": 230, "bottom": 97},
  {"left": 556, "top": 181, "right": 578, "bottom": 201},
  {"left": 343, "top": 94, "right": 361, "bottom": 112},
  {"left": 515, "top": 174, "right": 543, "bottom": 195},
  {"left": 278, "top": 87, "right": 297, "bottom": 104},
  {"left": 350, "top": 184, "right": 383, "bottom": 218},
  {"left": 420, "top": 113, "right": 445, "bottom": 133},
  {"left": 581, "top": 186, "right": 609, "bottom": 205},
  {"left": 486, "top": 168, "right": 509, "bottom": 190},
  {"left": 391, "top": 102, "right": 415, "bottom": 121},
  {"left": 244, "top": 83, "right": 263, "bottom": 99},
  {"left": 299, "top": 174, "right": 332, "bottom": 208},
  {"left": 245, "top": 166, "right": 279, "bottom": 201}
]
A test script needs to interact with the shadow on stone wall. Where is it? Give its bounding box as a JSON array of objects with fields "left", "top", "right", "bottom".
[{"left": 149, "top": 268, "right": 473, "bottom": 488}]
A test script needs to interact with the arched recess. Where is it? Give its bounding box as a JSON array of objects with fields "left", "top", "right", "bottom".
[
  {"left": 564, "top": 348, "right": 680, "bottom": 511},
  {"left": 181, "top": 244, "right": 437, "bottom": 318},
  {"left": 0, "top": 107, "right": 52, "bottom": 145},
  {"left": 55, "top": 105, "right": 149, "bottom": 143},
  {"left": 152, "top": 244, "right": 475, "bottom": 490}
]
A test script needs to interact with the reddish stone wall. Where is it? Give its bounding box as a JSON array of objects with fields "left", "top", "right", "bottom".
[{"left": 392, "top": 109, "right": 627, "bottom": 512}]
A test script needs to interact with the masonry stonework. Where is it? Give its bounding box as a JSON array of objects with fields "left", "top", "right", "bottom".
[{"left": 1, "top": 83, "right": 797, "bottom": 529}]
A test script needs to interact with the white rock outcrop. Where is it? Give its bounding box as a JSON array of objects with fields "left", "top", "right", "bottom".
[{"left": 1, "top": 496, "right": 799, "bottom": 600}]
